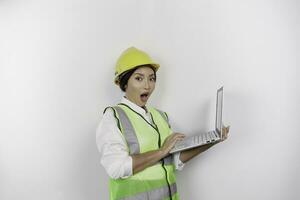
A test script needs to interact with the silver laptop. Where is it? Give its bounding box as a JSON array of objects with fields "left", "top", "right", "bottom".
[{"left": 170, "top": 86, "right": 224, "bottom": 154}]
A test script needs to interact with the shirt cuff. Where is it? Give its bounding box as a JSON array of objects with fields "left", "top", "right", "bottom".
[
  {"left": 121, "top": 156, "right": 133, "bottom": 179},
  {"left": 173, "top": 152, "right": 185, "bottom": 170}
]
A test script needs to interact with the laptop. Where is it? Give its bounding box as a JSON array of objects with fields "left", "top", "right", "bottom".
[{"left": 170, "top": 86, "right": 224, "bottom": 154}]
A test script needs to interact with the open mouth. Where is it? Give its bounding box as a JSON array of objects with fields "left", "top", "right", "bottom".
[{"left": 140, "top": 92, "right": 150, "bottom": 102}]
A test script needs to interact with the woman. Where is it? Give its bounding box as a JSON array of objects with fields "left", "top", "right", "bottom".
[{"left": 96, "top": 47, "right": 230, "bottom": 200}]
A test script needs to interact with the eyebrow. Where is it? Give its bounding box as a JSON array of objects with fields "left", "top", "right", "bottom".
[{"left": 133, "top": 73, "right": 155, "bottom": 77}]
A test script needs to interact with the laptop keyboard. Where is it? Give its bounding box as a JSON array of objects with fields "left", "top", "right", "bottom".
[{"left": 174, "top": 131, "right": 220, "bottom": 150}]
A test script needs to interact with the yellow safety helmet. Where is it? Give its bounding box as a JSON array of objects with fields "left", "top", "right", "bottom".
[{"left": 114, "top": 47, "right": 160, "bottom": 85}]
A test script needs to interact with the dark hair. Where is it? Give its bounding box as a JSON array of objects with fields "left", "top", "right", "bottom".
[{"left": 119, "top": 65, "right": 156, "bottom": 92}]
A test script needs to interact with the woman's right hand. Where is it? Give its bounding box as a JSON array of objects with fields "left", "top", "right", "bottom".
[{"left": 160, "top": 133, "right": 185, "bottom": 156}]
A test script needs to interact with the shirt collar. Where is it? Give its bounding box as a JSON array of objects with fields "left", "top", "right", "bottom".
[{"left": 120, "top": 96, "right": 148, "bottom": 116}]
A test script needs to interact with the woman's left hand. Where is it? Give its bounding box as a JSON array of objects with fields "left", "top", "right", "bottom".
[{"left": 221, "top": 125, "right": 230, "bottom": 141}]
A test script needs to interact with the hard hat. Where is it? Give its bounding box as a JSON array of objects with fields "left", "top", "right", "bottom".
[{"left": 114, "top": 47, "right": 160, "bottom": 84}]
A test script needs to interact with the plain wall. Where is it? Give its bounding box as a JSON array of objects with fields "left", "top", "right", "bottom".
[{"left": 1, "top": 0, "right": 299, "bottom": 199}]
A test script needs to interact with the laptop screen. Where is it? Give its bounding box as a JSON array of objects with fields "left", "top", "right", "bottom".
[{"left": 215, "top": 87, "right": 223, "bottom": 135}]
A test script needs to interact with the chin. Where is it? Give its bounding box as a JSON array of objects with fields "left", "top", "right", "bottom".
[{"left": 139, "top": 102, "right": 146, "bottom": 107}]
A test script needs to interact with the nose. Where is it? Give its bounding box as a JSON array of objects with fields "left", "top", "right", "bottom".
[{"left": 144, "top": 79, "right": 150, "bottom": 89}]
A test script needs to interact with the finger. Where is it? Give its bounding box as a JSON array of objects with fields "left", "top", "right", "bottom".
[
  {"left": 174, "top": 133, "right": 185, "bottom": 137},
  {"left": 176, "top": 134, "right": 186, "bottom": 138},
  {"left": 173, "top": 132, "right": 185, "bottom": 135},
  {"left": 226, "top": 130, "right": 229, "bottom": 136},
  {"left": 173, "top": 133, "right": 185, "bottom": 139},
  {"left": 170, "top": 138, "right": 181, "bottom": 148},
  {"left": 227, "top": 126, "right": 230, "bottom": 131},
  {"left": 224, "top": 132, "right": 228, "bottom": 139},
  {"left": 168, "top": 134, "right": 181, "bottom": 142},
  {"left": 173, "top": 135, "right": 185, "bottom": 142},
  {"left": 222, "top": 128, "right": 227, "bottom": 135},
  {"left": 172, "top": 136, "right": 185, "bottom": 145},
  {"left": 172, "top": 133, "right": 183, "bottom": 138},
  {"left": 222, "top": 130, "right": 228, "bottom": 138},
  {"left": 177, "top": 137, "right": 185, "bottom": 141},
  {"left": 173, "top": 136, "right": 184, "bottom": 141}
]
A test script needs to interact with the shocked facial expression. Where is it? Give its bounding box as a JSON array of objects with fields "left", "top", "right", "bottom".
[{"left": 125, "top": 66, "right": 156, "bottom": 107}]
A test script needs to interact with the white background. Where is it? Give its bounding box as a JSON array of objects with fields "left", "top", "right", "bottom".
[{"left": 1, "top": 0, "right": 299, "bottom": 199}]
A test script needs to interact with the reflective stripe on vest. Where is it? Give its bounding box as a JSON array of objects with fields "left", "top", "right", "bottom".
[
  {"left": 114, "top": 106, "right": 140, "bottom": 154},
  {"left": 162, "top": 155, "right": 173, "bottom": 165},
  {"left": 120, "top": 182, "right": 177, "bottom": 200},
  {"left": 156, "top": 109, "right": 171, "bottom": 128}
]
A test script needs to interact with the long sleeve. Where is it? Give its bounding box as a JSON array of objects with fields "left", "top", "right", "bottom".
[
  {"left": 173, "top": 152, "right": 185, "bottom": 170},
  {"left": 96, "top": 108, "right": 133, "bottom": 179}
]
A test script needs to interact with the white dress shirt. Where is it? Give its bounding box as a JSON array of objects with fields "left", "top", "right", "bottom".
[{"left": 96, "top": 97, "right": 185, "bottom": 179}]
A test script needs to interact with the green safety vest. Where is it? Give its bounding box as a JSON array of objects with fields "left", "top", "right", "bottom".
[{"left": 104, "top": 103, "right": 180, "bottom": 200}]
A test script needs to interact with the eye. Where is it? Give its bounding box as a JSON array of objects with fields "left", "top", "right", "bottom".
[
  {"left": 150, "top": 77, "right": 156, "bottom": 82},
  {"left": 135, "top": 77, "right": 143, "bottom": 81}
]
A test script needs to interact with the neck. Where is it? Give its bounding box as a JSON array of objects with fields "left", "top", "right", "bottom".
[{"left": 141, "top": 106, "right": 148, "bottom": 113}]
